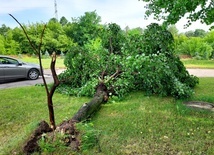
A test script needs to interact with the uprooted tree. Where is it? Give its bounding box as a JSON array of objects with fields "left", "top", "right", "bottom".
[
  {"left": 10, "top": 12, "right": 199, "bottom": 154},
  {"left": 9, "top": 14, "right": 124, "bottom": 154}
]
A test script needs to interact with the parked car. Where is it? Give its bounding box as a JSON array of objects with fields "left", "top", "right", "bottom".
[{"left": 0, "top": 55, "right": 42, "bottom": 82}]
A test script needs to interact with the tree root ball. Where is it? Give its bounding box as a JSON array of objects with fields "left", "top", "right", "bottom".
[{"left": 23, "top": 121, "right": 52, "bottom": 154}]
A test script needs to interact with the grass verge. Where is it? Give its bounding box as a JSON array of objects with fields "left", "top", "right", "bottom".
[
  {"left": 181, "top": 59, "right": 214, "bottom": 69},
  {"left": 0, "top": 78, "right": 213, "bottom": 154},
  {"left": 21, "top": 56, "right": 65, "bottom": 69},
  {"left": 9, "top": 55, "right": 65, "bottom": 69}
]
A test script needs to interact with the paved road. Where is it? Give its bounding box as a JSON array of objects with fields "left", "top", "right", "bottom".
[
  {"left": 0, "top": 69, "right": 213, "bottom": 89},
  {"left": 187, "top": 69, "right": 214, "bottom": 77},
  {"left": 0, "top": 69, "right": 65, "bottom": 89}
]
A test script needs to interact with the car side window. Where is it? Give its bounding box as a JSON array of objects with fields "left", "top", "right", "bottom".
[
  {"left": 0, "top": 58, "right": 4, "bottom": 64},
  {"left": 2, "top": 58, "right": 19, "bottom": 65}
]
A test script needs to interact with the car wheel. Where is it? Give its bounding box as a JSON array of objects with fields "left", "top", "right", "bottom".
[{"left": 28, "top": 69, "right": 39, "bottom": 80}]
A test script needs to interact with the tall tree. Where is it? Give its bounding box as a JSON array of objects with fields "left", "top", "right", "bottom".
[
  {"left": 102, "top": 23, "right": 125, "bottom": 54},
  {"left": 59, "top": 16, "right": 68, "bottom": 26},
  {"left": 0, "top": 24, "right": 10, "bottom": 37},
  {"left": 142, "top": 0, "right": 214, "bottom": 28},
  {"left": 185, "top": 30, "right": 195, "bottom": 37},
  {"left": 194, "top": 29, "right": 207, "bottom": 37},
  {"left": 66, "top": 11, "right": 102, "bottom": 46},
  {"left": 0, "top": 35, "right": 6, "bottom": 54}
]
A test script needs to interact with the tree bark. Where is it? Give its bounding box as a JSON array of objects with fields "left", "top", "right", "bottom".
[
  {"left": 23, "top": 82, "right": 109, "bottom": 154},
  {"left": 72, "top": 82, "right": 108, "bottom": 122},
  {"left": 46, "top": 52, "right": 60, "bottom": 130}
]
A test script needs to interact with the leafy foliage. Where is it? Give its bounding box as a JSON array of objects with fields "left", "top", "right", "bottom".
[
  {"left": 1, "top": 12, "right": 213, "bottom": 58},
  {"left": 59, "top": 23, "right": 198, "bottom": 99},
  {"left": 175, "top": 37, "right": 213, "bottom": 59},
  {"left": 142, "top": 0, "right": 214, "bottom": 28},
  {"left": 204, "top": 30, "right": 214, "bottom": 58},
  {"left": 119, "top": 23, "right": 199, "bottom": 98},
  {"left": 65, "top": 11, "right": 102, "bottom": 46},
  {"left": 59, "top": 38, "right": 111, "bottom": 97},
  {"left": 101, "top": 23, "right": 125, "bottom": 55}
]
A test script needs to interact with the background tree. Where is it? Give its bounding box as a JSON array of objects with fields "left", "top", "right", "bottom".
[
  {"left": 142, "top": 0, "right": 214, "bottom": 28},
  {"left": 185, "top": 29, "right": 207, "bottom": 38},
  {"left": 101, "top": 23, "right": 125, "bottom": 54},
  {"left": 175, "top": 37, "right": 213, "bottom": 59},
  {"left": 12, "top": 27, "right": 28, "bottom": 54},
  {"left": 43, "top": 19, "right": 72, "bottom": 54},
  {"left": 0, "top": 35, "right": 6, "bottom": 54},
  {"left": 167, "top": 25, "right": 179, "bottom": 37},
  {"left": 0, "top": 24, "right": 10, "bottom": 37},
  {"left": 204, "top": 30, "right": 214, "bottom": 58},
  {"left": 66, "top": 11, "right": 102, "bottom": 46},
  {"left": 185, "top": 30, "right": 195, "bottom": 37},
  {"left": 3, "top": 30, "right": 20, "bottom": 55},
  {"left": 194, "top": 29, "right": 207, "bottom": 37},
  {"left": 59, "top": 16, "right": 69, "bottom": 26},
  {"left": 126, "top": 27, "right": 144, "bottom": 35}
]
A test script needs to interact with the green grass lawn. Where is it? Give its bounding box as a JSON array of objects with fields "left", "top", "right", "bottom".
[
  {"left": 7, "top": 55, "right": 214, "bottom": 69},
  {"left": 181, "top": 59, "right": 214, "bottom": 69},
  {"left": 22, "top": 56, "right": 214, "bottom": 69},
  {"left": 0, "top": 78, "right": 213, "bottom": 154},
  {"left": 11, "top": 55, "right": 66, "bottom": 69}
]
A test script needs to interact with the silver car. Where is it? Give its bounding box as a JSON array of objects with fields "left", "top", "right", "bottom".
[{"left": 0, "top": 55, "right": 42, "bottom": 82}]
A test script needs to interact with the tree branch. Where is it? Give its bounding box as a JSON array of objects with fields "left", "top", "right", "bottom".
[
  {"left": 9, "top": 14, "right": 49, "bottom": 95},
  {"left": 9, "top": 14, "right": 38, "bottom": 53},
  {"left": 50, "top": 52, "right": 60, "bottom": 98}
]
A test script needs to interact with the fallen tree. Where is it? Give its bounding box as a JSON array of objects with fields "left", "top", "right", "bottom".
[
  {"left": 23, "top": 69, "right": 120, "bottom": 154},
  {"left": 9, "top": 14, "right": 120, "bottom": 154},
  {"left": 9, "top": 14, "right": 199, "bottom": 154}
]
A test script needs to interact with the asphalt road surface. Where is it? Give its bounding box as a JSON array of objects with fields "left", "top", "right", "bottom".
[
  {"left": 0, "top": 69, "right": 213, "bottom": 89},
  {"left": 187, "top": 69, "right": 214, "bottom": 77},
  {"left": 0, "top": 69, "right": 65, "bottom": 89}
]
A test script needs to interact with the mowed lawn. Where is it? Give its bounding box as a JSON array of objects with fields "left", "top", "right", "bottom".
[
  {"left": 14, "top": 55, "right": 65, "bottom": 69},
  {"left": 10, "top": 55, "right": 214, "bottom": 69},
  {"left": 0, "top": 77, "right": 213, "bottom": 154},
  {"left": 182, "top": 59, "right": 214, "bottom": 69}
]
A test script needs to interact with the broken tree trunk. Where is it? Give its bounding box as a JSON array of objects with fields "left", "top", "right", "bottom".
[
  {"left": 23, "top": 69, "right": 119, "bottom": 154},
  {"left": 23, "top": 82, "right": 109, "bottom": 154},
  {"left": 72, "top": 82, "right": 108, "bottom": 122}
]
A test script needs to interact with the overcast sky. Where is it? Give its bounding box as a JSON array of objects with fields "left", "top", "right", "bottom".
[{"left": 0, "top": 0, "right": 211, "bottom": 33}]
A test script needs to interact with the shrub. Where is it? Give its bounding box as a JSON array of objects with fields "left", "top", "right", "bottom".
[{"left": 175, "top": 37, "right": 213, "bottom": 59}]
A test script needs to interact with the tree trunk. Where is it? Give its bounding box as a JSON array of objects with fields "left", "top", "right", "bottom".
[
  {"left": 23, "top": 82, "right": 109, "bottom": 154},
  {"left": 72, "top": 82, "right": 108, "bottom": 122}
]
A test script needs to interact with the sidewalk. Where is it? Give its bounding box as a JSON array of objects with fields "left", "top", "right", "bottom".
[
  {"left": 44, "top": 69, "right": 66, "bottom": 75},
  {"left": 187, "top": 69, "right": 214, "bottom": 77}
]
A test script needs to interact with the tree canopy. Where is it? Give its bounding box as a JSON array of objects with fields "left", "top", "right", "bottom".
[
  {"left": 142, "top": 0, "right": 214, "bottom": 28},
  {"left": 58, "top": 23, "right": 199, "bottom": 99},
  {"left": 2, "top": 11, "right": 210, "bottom": 99}
]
